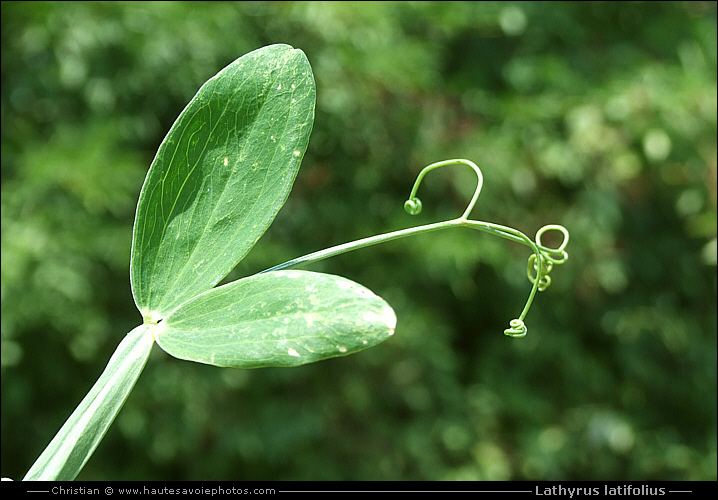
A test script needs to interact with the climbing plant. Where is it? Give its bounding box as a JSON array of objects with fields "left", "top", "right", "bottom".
[{"left": 19, "top": 44, "right": 568, "bottom": 481}]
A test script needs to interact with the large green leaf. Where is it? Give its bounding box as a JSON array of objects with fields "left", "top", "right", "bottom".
[
  {"left": 152, "top": 270, "right": 397, "bottom": 368},
  {"left": 130, "top": 44, "right": 315, "bottom": 322}
]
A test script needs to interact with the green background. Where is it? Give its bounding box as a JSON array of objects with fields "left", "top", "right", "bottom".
[{"left": 2, "top": 1, "right": 715, "bottom": 481}]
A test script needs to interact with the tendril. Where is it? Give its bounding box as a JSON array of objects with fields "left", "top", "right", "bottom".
[
  {"left": 267, "top": 157, "right": 569, "bottom": 339},
  {"left": 526, "top": 224, "right": 569, "bottom": 291},
  {"left": 403, "top": 197, "right": 423, "bottom": 215},
  {"left": 527, "top": 254, "right": 553, "bottom": 291},
  {"left": 403, "top": 161, "right": 569, "bottom": 338},
  {"left": 404, "top": 159, "right": 484, "bottom": 220},
  {"left": 504, "top": 319, "right": 527, "bottom": 338},
  {"left": 500, "top": 224, "right": 570, "bottom": 336},
  {"left": 535, "top": 224, "right": 570, "bottom": 266}
]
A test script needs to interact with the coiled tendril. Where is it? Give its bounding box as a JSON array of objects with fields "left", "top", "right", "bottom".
[
  {"left": 404, "top": 160, "right": 569, "bottom": 338},
  {"left": 502, "top": 224, "right": 569, "bottom": 336},
  {"left": 527, "top": 225, "right": 569, "bottom": 291},
  {"left": 404, "top": 159, "right": 483, "bottom": 221},
  {"left": 504, "top": 319, "right": 528, "bottom": 338}
]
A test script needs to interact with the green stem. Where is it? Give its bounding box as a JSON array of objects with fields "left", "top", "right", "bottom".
[{"left": 23, "top": 325, "right": 154, "bottom": 481}]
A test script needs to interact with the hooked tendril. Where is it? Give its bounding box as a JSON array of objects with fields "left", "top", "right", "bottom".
[
  {"left": 404, "top": 159, "right": 483, "bottom": 220},
  {"left": 267, "top": 158, "right": 569, "bottom": 338}
]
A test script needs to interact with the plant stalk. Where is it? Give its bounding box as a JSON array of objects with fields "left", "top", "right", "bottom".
[{"left": 23, "top": 325, "right": 154, "bottom": 481}]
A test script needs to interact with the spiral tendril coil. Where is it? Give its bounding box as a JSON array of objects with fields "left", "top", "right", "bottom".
[
  {"left": 527, "top": 254, "right": 553, "bottom": 291},
  {"left": 404, "top": 198, "right": 423, "bottom": 215},
  {"left": 504, "top": 319, "right": 527, "bottom": 338}
]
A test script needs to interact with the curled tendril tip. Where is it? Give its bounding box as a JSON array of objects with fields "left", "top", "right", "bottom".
[
  {"left": 404, "top": 198, "right": 423, "bottom": 215},
  {"left": 504, "top": 319, "right": 527, "bottom": 338}
]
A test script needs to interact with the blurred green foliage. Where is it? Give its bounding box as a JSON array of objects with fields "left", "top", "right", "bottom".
[{"left": 2, "top": 1, "right": 715, "bottom": 481}]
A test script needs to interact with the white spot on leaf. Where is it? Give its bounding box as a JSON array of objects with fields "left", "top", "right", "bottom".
[
  {"left": 288, "top": 348, "right": 300, "bottom": 357},
  {"left": 363, "top": 306, "right": 397, "bottom": 336}
]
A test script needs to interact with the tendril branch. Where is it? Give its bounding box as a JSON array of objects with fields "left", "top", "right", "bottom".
[{"left": 404, "top": 158, "right": 483, "bottom": 220}]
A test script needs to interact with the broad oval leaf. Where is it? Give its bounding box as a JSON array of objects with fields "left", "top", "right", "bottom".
[
  {"left": 131, "top": 44, "right": 316, "bottom": 321},
  {"left": 152, "top": 270, "right": 397, "bottom": 368}
]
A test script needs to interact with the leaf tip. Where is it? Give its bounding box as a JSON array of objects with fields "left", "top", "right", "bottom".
[{"left": 367, "top": 304, "right": 397, "bottom": 337}]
